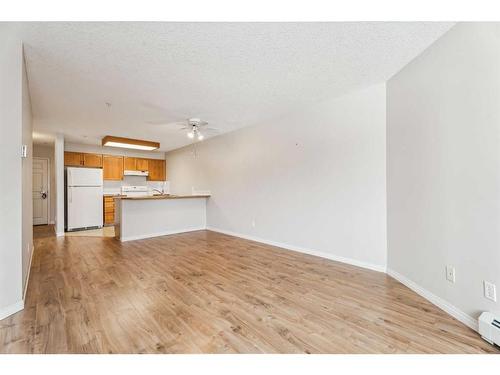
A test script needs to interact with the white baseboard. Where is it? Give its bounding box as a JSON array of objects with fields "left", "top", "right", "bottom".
[
  {"left": 0, "top": 300, "right": 24, "bottom": 321},
  {"left": 120, "top": 226, "right": 206, "bottom": 242},
  {"left": 387, "top": 268, "right": 478, "bottom": 332},
  {"left": 0, "top": 244, "right": 33, "bottom": 321},
  {"left": 23, "top": 242, "right": 34, "bottom": 301},
  {"left": 206, "top": 226, "right": 386, "bottom": 273}
]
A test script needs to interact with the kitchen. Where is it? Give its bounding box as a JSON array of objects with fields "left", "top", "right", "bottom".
[{"left": 64, "top": 136, "right": 209, "bottom": 240}]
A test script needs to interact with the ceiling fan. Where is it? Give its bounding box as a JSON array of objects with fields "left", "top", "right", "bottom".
[{"left": 148, "top": 118, "right": 218, "bottom": 141}]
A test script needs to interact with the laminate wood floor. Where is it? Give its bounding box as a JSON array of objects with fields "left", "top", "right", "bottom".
[
  {"left": 1, "top": 228, "right": 497, "bottom": 353},
  {"left": 33, "top": 224, "right": 55, "bottom": 239}
]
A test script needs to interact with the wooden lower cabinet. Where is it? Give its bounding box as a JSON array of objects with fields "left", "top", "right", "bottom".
[{"left": 103, "top": 196, "right": 115, "bottom": 225}]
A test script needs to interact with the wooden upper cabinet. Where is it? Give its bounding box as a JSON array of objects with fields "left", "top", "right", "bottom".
[
  {"left": 64, "top": 152, "right": 83, "bottom": 166},
  {"left": 147, "top": 159, "right": 166, "bottom": 181},
  {"left": 65, "top": 151, "right": 102, "bottom": 168},
  {"left": 136, "top": 158, "right": 149, "bottom": 171},
  {"left": 103, "top": 155, "right": 124, "bottom": 180},
  {"left": 83, "top": 153, "right": 103, "bottom": 168},
  {"left": 65, "top": 152, "right": 160, "bottom": 181},
  {"left": 123, "top": 157, "right": 136, "bottom": 171},
  {"left": 124, "top": 157, "right": 149, "bottom": 171}
]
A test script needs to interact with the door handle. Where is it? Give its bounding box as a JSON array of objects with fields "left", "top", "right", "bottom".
[{"left": 41, "top": 191, "right": 47, "bottom": 199}]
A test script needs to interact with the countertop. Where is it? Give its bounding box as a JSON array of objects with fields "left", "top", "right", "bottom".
[{"left": 114, "top": 194, "right": 210, "bottom": 200}]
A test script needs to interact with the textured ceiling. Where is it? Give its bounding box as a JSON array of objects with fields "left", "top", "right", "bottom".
[{"left": 19, "top": 22, "right": 454, "bottom": 151}]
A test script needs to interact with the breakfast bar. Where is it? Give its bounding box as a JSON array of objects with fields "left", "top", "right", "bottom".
[{"left": 114, "top": 194, "right": 210, "bottom": 242}]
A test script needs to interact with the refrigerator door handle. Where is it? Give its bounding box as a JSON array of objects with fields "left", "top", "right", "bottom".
[{"left": 69, "top": 187, "right": 72, "bottom": 203}]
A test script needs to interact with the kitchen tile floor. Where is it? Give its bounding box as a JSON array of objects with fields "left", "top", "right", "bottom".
[{"left": 64, "top": 226, "right": 115, "bottom": 238}]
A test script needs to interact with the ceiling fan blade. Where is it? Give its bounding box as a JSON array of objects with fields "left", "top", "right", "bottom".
[{"left": 197, "top": 127, "right": 219, "bottom": 133}]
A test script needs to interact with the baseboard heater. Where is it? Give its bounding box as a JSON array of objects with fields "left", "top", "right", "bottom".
[{"left": 479, "top": 312, "right": 500, "bottom": 346}]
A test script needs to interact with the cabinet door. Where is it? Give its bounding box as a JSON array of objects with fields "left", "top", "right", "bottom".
[
  {"left": 64, "top": 152, "right": 83, "bottom": 166},
  {"left": 83, "top": 153, "right": 103, "bottom": 168},
  {"left": 147, "top": 159, "right": 166, "bottom": 181},
  {"left": 123, "top": 157, "right": 136, "bottom": 171},
  {"left": 103, "top": 155, "right": 124, "bottom": 180},
  {"left": 103, "top": 196, "right": 115, "bottom": 225},
  {"left": 136, "top": 158, "right": 149, "bottom": 171}
]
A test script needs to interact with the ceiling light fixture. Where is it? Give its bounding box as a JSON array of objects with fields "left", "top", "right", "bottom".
[
  {"left": 197, "top": 132, "right": 204, "bottom": 141},
  {"left": 102, "top": 136, "right": 160, "bottom": 151},
  {"left": 187, "top": 131, "right": 194, "bottom": 139}
]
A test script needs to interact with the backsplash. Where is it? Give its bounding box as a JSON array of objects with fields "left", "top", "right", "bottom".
[{"left": 103, "top": 176, "right": 170, "bottom": 195}]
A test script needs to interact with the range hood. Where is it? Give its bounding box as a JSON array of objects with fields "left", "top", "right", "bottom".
[{"left": 124, "top": 170, "right": 149, "bottom": 177}]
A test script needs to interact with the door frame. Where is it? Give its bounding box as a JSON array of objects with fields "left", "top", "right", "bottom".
[{"left": 33, "top": 157, "right": 51, "bottom": 225}]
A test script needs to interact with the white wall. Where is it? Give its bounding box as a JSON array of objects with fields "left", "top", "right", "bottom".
[
  {"left": 167, "top": 84, "right": 387, "bottom": 270},
  {"left": 21, "top": 50, "right": 33, "bottom": 294},
  {"left": 387, "top": 23, "right": 500, "bottom": 322},
  {"left": 0, "top": 24, "right": 24, "bottom": 318},
  {"left": 33, "top": 144, "right": 56, "bottom": 223}
]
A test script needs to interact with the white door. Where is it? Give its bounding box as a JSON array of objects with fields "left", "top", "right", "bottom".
[{"left": 33, "top": 158, "right": 49, "bottom": 225}]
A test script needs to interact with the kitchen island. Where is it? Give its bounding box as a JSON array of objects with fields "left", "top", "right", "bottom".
[{"left": 114, "top": 194, "right": 210, "bottom": 242}]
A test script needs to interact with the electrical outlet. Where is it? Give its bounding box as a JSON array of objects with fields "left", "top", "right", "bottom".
[
  {"left": 446, "top": 266, "right": 456, "bottom": 283},
  {"left": 484, "top": 281, "right": 497, "bottom": 302}
]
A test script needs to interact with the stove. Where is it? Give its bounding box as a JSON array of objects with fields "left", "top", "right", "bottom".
[{"left": 121, "top": 186, "right": 152, "bottom": 197}]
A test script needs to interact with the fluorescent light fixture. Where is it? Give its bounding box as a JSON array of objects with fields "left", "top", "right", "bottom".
[
  {"left": 104, "top": 141, "right": 157, "bottom": 150},
  {"left": 102, "top": 136, "right": 159, "bottom": 151}
]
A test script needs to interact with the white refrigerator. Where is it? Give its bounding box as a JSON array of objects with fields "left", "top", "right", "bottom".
[{"left": 66, "top": 167, "right": 103, "bottom": 231}]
